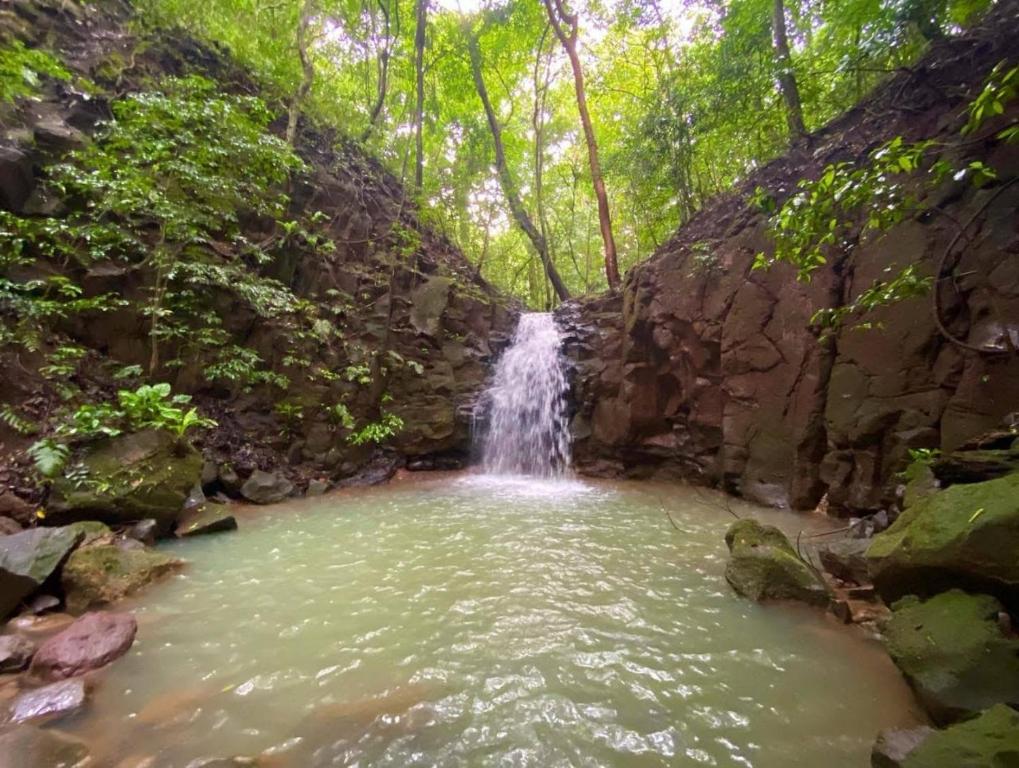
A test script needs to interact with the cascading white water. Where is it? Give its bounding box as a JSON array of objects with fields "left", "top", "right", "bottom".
[{"left": 479, "top": 313, "right": 571, "bottom": 477}]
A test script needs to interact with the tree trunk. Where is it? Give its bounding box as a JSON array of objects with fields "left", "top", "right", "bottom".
[
  {"left": 542, "top": 0, "right": 620, "bottom": 291},
  {"left": 467, "top": 28, "right": 570, "bottom": 302},
  {"left": 771, "top": 0, "right": 806, "bottom": 141},
  {"left": 286, "top": 0, "right": 316, "bottom": 146},
  {"left": 413, "top": 0, "right": 428, "bottom": 193},
  {"left": 363, "top": 0, "right": 393, "bottom": 140}
]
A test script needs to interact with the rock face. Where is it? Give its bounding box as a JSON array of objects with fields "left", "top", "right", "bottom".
[
  {"left": 867, "top": 473, "right": 1019, "bottom": 603},
  {"left": 61, "top": 544, "right": 183, "bottom": 614},
  {"left": 239, "top": 470, "right": 293, "bottom": 505},
  {"left": 0, "top": 724, "right": 90, "bottom": 768},
  {"left": 47, "top": 430, "right": 202, "bottom": 533},
  {"left": 0, "top": 527, "right": 84, "bottom": 618},
  {"left": 881, "top": 590, "right": 1019, "bottom": 725},
  {"left": 723, "top": 518, "right": 830, "bottom": 605},
  {"left": 872, "top": 704, "right": 1019, "bottom": 768},
  {"left": 29, "top": 611, "right": 137, "bottom": 681},
  {"left": 557, "top": 10, "right": 1019, "bottom": 514},
  {"left": 8, "top": 678, "right": 88, "bottom": 724}
]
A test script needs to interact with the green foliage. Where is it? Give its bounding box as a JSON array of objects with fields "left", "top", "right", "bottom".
[
  {"left": 963, "top": 60, "right": 1019, "bottom": 136},
  {"left": 348, "top": 410, "right": 404, "bottom": 446},
  {"left": 0, "top": 404, "right": 38, "bottom": 436},
  {"left": 0, "top": 40, "right": 70, "bottom": 103},
  {"left": 327, "top": 402, "right": 355, "bottom": 430},
  {"left": 753, "top": 137, "right": 931, "bottom": 280},
  {"left": 117, "top": 383, "right": 215, "bottom": 437},
  {"left": 27, "top": 438, "right": 69, "bottom": 478}
]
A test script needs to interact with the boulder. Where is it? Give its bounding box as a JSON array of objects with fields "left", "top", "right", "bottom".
[
  {"left": 239, "top": 470, "right": 293, "bottom": 505},
  {"left": 0, "top": 146, "right": 34, "bottom": 213},
  {"left": 867, "top": 473, "right": 1019, "bottom": 603},
  {"left": 8, "top": 678, "right": 88, "bottom": 724},
  {"left": 0, "top": 724, "right": 90, "bottom": 768},
  {"left": 28, "top": 611, "right": 137, "bottom": 681},
  {"left": 0, "top": 518, "right": 22, "bottom": 536},
  {"left": 409, "top": 275, "right": 452, "bottom": 337},
  {"left": 872, "top": 704, "right": 1019, "bottom": 767},
  {"left": 0, "top": 635, "right": 36, "bottom": 673},
  {"left": 819, "top": 538, "right": 871, "bottom": 584},
  {"left": 723, "top": 519, "right": 830, "bottom": 606},
  {"left": 0, "top": 527, "right": 84, "bottom": 618},
  {"left": 881, "top": 590, "right": 1019, "bottom": 724},
  {"left": 176, "top": 508, "right": 237, "bottom": 537},
  {"left": 899, "top": 462, "right": 938, "bottom": 510},
  {"left": 47, "top": 430, "right": 202, "bottom": 533},
  {"left": 932, "top": 449, "right": 1019, "bottom": 486},
  {"left": 126, "top": 519, "right": 159, "bottom": 546},
  {"left": 61, "top": 544, "right": 183, "bottom": 614}
]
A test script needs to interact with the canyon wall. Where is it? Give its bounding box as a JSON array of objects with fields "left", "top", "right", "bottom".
[{"left": 560, "top": 2, "right": 1019, "bottom": 513}]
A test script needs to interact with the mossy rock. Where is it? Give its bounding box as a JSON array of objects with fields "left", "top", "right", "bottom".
[
  {"left": 723, "top": 518, "right": 830, "bottom": 606},
  {"left": 897, "top": 704, "right": 1019, "bottom": 767},
  {"left": 881, "top": 590, "right": 1019, "bottom": 725},
  {"left": 61, "top": 543, "right": 184, "bottom": 614},
  {"left": 47, "top": 430, "right": 202, "bottom": 534},
  {"left": 867, "top": 473, "right": 1019, "bottom": 603}
]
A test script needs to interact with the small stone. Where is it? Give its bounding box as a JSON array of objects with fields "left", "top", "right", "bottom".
[
  {"left": 7, "top": 613, "right": 76, "bottom": 638},
  {"left": 29, "top": 611, "right": 138, "bottom": 682},
  {"left": 126, "top": 519, "right": 159, "bottom": 546},
  {"left": 176, "top": 508, "right": 237, "bottom": 537},
  {"left": 306, "top": 479, "right": 329, "bottom": 497},
  {"left": 0, "top": 634, "right": 36, "bottom": 673},
  {"left": 8, "top": 678, "right": 88, "bottom": 724},
  {"left": 0, "top": 516, "right": 23, "bottom": 536},
  {"left": 240, "top": 470, "right": 294, "bottom": 505},
  {"left": 871, "top": 724, "right": 935, "bottom": 767},
  {"left": 819, "top": 538, "right": 871, "bottom": 585},
  {"left": 200, "top": 460, "right": 219, "bottom": 487},
  {"left": 24, "top": 594, "right": 61, "bottom": 615}
]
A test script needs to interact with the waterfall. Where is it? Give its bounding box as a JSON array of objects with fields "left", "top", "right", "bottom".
[{"left": 479, "top": 313, "right": 571, "bottom": 477}]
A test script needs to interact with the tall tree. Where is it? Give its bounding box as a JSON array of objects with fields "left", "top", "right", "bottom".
[
  {"left": 541, "top": 0, "right": 620, "bottom": 290},
  {"left": 413, "top": 0, "right": 428, "bottom": 192},
  {"left": 466, "top": 25, "right": 570, "bottom": 302},
  {"left": 286, "top": 0, "right": 316, "bottom": 146},
  {"left": 364, "top": 0, "right": 396, "bottom": 138},
  {"left": 771, "top": 0, "right": 806, "bottom": 140}
]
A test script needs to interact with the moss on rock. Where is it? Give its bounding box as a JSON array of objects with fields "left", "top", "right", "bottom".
[
  {"left": 47, "top": 430, "right": 202, "bottom": 533},
  {"left": 867, "top": 473, "right": 1019, "bottom": 602},
  {"left": 61, "top": 543, "right": 184, "bottom": 614},
  {"left": 723, "top": 518, "right": 830, "bottom": 606},
  {"left": 900, "top": 704, "right": 1019, "bottom": 767},
  {"left": 881, "top": 590, "right": 1019, "bottom": 725}
]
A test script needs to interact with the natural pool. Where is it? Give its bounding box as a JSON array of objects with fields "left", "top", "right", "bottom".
[{"left": 65, "top": 473, "right": 921, "bottom": 767}]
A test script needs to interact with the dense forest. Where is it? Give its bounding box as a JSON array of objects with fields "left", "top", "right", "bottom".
[{"left": 133, "top": 0, "right": 993, "bottom": 305}]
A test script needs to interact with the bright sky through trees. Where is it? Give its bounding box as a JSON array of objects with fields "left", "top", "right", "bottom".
[{"left": 139, "top": 0, "right": 991, "bottom": 307}]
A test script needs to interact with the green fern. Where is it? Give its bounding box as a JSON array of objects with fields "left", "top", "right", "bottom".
[
  {"left": 0, "top": 404, "right": 39, "bottom": 436},
  {"left": 27, "top": 438, "right": 69, "bottom": 478}
]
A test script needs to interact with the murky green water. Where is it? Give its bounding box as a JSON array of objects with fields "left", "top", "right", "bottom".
[{"left": 66, "top": 474, "right": 920, "bottom": 767}]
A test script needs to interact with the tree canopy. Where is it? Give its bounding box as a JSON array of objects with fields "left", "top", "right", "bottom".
[{"left": 136, "top": 0, "right": 991, "bottom": 307}]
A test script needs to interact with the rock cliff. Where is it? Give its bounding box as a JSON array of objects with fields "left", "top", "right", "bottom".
[{"left": 559, "top": 0, "right": 1019, "bottom": 513}]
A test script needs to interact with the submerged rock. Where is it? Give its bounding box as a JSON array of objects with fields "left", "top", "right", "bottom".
[
  {"left": 867, "top": 473, "right": 1019, "bottom": 602},
  {"left": 872, "top": 704, "right": 1019, "bottom": 767},
  {"left": 0, "top": 724, "right": 90, "bottom": 768},
  {"left": 29, "top": 611, "right": 137, "bottom": 681},
  {"left": 8, "top": 678, "right": 88, "bottom": 724},
  {"left": 47, "top": 430, "right": 203, "bottom": 533},
  {"left": 881, "top": 590, "right": 1019, "bottom": 724},
  {"left": 61, "top": 543, "right": 183, "bottom": 614},
  {"left": 240, "top": 470, "right": 293, "bottom": 505},
  {"left": 0, "top": 635, "right": 36, "bottom": 673},
  {"left": 0, "top": 527, "right": 84, "bottom": 618},
  {"left": 176, "top": 508, "right": 237, "bottom": 537},
  {"left": 723, "top": 519, "right": 830, "bottom": 606}
]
